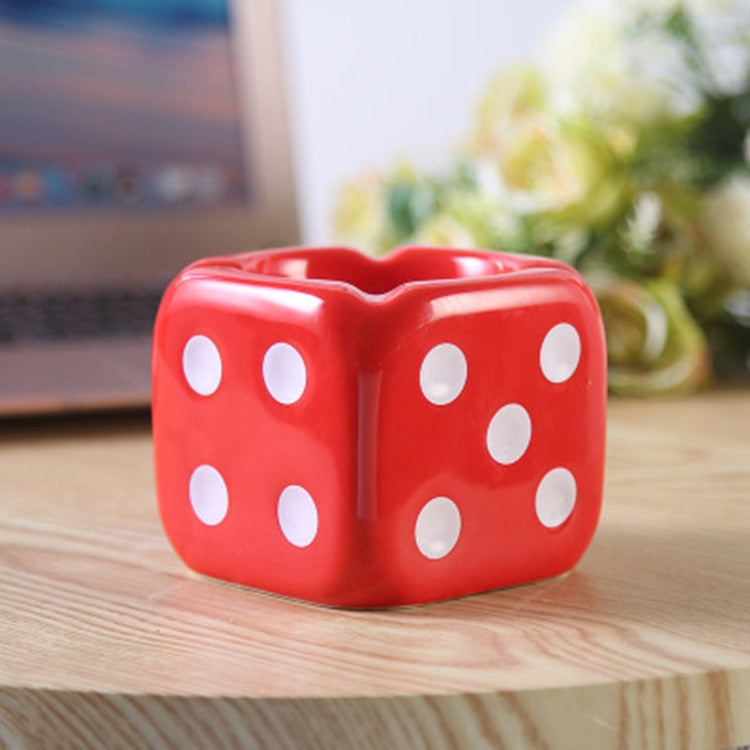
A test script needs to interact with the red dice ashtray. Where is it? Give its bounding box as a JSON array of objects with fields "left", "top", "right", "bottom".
[{"left": 152, "top": 246, "right": 607, "bottom": 607}]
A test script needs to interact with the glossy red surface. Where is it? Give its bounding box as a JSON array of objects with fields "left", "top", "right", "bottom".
[{"left": 152, "top": 246, "right": 607, "bottom": 606}]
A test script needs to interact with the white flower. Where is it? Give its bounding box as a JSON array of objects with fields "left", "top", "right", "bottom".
[
  {"left": 542, "top": 0, "right": 745, "bottom": 122},
  {"left": 542, "top": 6, "right": 625, "bottom": 119},
  {"left": 687, "top": 0, "right": 750, "bottom": 95},
  {"left": 626, "top": 192, "right": 663, "bottom": 252},
  {"left": 701, "top": 174, "right": 750, "bottom": 286},
  {"left": 618, "top": 0, "right": 750, "bottom": 97}
]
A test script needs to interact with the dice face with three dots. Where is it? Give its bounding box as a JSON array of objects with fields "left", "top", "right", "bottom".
[{"left": 152, "top": 246, "right": 607, "bottom": 606}]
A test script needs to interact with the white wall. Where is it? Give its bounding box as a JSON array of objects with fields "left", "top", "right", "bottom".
[{"left": 279, "top": 0, "right": 576, "bottom": 244}]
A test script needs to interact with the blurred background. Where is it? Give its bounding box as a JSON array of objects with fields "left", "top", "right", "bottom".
[
  {"left": 1, "top": 0, "right": 749, "bottom": 411},
  {"left": 278, "top": 0, "right": 574, "bottom": 244},
  {"left": 305, "top": 0, "right": 750, "bottom": 396}
]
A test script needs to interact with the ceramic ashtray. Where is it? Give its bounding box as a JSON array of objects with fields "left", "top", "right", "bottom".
[{"left": 152, "top": 245, "right": 607, "bottom": 606}]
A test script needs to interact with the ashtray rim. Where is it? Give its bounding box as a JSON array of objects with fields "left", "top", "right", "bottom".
[{"left": 180, "top": 245, "right": 578, "bottom": 303}]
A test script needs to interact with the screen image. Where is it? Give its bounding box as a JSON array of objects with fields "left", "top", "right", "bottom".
[{"left": 0, "top": 0, "right": 249, "bottom": 214}]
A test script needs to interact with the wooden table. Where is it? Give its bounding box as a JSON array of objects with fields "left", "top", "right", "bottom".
[{"left": 0, "top": 389, "right": 749, "bottom": 749}]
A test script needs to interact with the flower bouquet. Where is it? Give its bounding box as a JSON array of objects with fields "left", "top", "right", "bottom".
[{"left": 333, "top": 0, "right": 750, "bottom": 395}]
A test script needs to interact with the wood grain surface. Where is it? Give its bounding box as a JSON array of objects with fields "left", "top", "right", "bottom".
[{"left": 0, "top": 389, "right": 749, "bottom": 748}]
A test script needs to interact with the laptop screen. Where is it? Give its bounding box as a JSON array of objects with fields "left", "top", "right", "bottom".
[
  {"left": 0, "top": 0, "right": 297, "bottom": 414},
  {"left": 0, "top": 0, "right": 250, "bottom": 215}
]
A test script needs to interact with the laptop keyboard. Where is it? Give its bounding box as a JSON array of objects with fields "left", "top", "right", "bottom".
[{"left": 0, "top": 287, "right": 164, "bottom": 343}]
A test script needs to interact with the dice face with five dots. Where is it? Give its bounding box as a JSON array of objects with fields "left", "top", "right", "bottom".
[{"left": 152, "top": 246, "right": 607, "bottom": 606}]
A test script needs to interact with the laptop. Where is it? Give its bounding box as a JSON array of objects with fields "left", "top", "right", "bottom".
[{"left": 0, "top": 0, "right": 299, "bottom": 416}]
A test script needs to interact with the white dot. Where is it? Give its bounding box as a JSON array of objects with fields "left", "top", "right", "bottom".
[
  {"left": 189, "top": 464, "right": 229, "bottom": 526},
  {"left": 536, "top": 467, "right": 577, "bottom": 528},
  {"left": 540, "top": 323, "right": 581, "bottom": 383},
  {"left": 277, "top": 485, "right": 318, "bottom": 547},
  {"left": 183, "top": 335, "right": 222, "bottom": 396},
  {"left": 486, "top": 403, "right": 532, "bottom": 465},
  {"left": 415, "top": 496, "right": 461, "bottom": 560},
  {"left": 419, "top": 343, "right": 468, "bottom": 405},
  {"left": 263, "top": 343, "right": 307, "bottom": 404}
]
